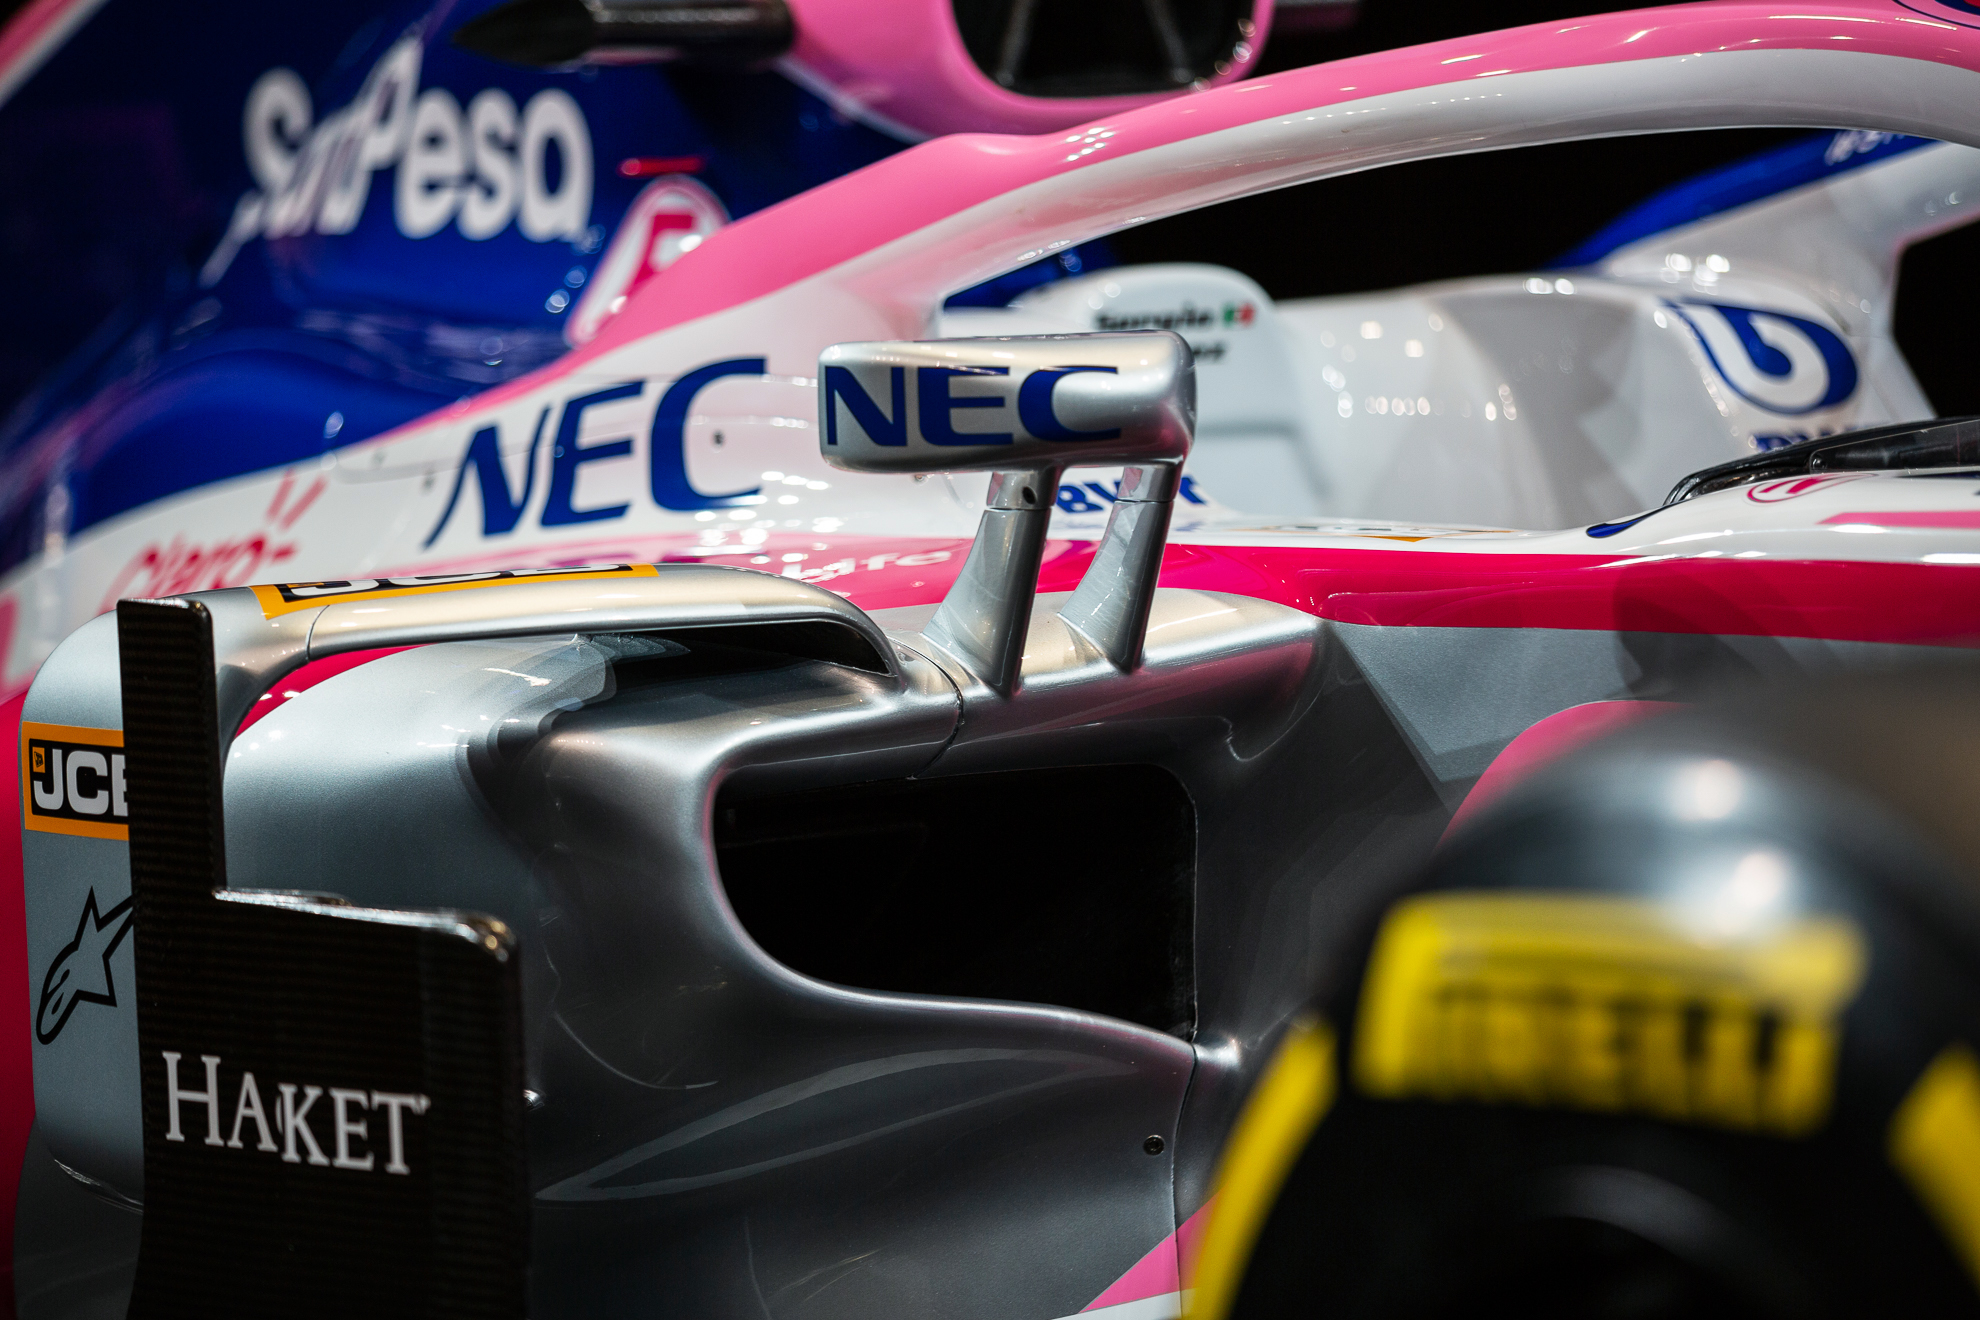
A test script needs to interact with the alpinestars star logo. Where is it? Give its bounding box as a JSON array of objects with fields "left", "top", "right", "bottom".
[{"left": 37, "top": 889, "right": 134, "bottom": 1044}]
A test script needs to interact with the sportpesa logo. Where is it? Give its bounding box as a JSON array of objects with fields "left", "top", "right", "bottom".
[{"left": 202, "top": 34, "right": 594, "bottom": 285}]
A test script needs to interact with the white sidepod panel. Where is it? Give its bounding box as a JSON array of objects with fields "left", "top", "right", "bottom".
[{"left": 1266, "top": 273, "right": 1859, "bottom": 528}]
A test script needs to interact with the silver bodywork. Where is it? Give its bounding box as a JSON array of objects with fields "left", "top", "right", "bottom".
[{"left": 21, "top": 530, "right": 1978, "bottom": 1318}]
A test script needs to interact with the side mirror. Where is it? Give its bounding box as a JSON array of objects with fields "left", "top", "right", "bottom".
[{"left": 819, "top": 331, "right": 1194, "bottom": 694}]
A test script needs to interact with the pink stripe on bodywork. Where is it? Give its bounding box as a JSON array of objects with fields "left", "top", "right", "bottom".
[
  {"left": 0, "top": 689, "right": 32, "bottom": 1314},
  {"left": 234, "top": 647, "right": 420, "bottom": 734},
  {"left": 1084, "top": 1201, "right": 1216, "bottom": 1310},
  {"left": 0, "top": 0, "right": 83, "bottom": 69},
  {"left": 0, "top": 0, "right": 102, "bottom": 105},
  {"left": 1144, "top": 544, "right": 1980, "bottom": 648},
  {"left": 1823, "top": 510, "right": 1980, "bottom": 528}
]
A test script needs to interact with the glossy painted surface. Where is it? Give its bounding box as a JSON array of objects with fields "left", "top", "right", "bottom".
[
  {"left": 1440, "top": 699, "right": 1679, "bottom": 839},
  {"left": 12, "top": 4, "right": 1980, "bottom": 700},
  {"left": 15, "top": 1, "right": 1980, "bottom": 1314},
  {"left": 0, "top": 0, "right": 1035, "bottom": 588},
  {"left": 32, "top": 585, "right": 1314, "bottom": 1313}
]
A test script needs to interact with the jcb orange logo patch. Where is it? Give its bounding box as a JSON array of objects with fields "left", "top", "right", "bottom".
[{"left": 21, "top": 723, "right": 127, "bottom": 841}]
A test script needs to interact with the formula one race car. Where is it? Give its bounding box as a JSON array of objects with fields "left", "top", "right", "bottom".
[{"left": 13, "top": 0, "right": 1980, "bottom": 1315}]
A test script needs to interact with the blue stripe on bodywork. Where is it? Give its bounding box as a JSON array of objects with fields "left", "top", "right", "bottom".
[{"left": 1555, "top": 131, "right": 1936, "bottom": 268}]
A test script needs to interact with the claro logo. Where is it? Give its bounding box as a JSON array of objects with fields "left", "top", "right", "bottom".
[{"left": 202, "top": 35, "right": 593, "bottom": 284}]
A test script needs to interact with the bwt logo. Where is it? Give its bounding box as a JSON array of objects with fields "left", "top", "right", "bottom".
[
  {"left": 162, "top": 1051, "right": 431, "bottom": 1176},
  {"left": 821, "top": 363, "right": 1122, "bottom": 448},
  {"left": 203, "top": 34, "right": 593, "bottom": 285},
  {"left": 1668, "top": 299, "right": 1858, "bottom": 416}
]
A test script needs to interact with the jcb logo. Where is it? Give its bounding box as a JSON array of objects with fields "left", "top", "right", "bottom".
[{"left": 21, "top": 723, "right": 126, "bottom": 840}]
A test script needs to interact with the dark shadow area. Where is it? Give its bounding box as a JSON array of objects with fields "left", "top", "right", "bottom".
[
  {"left": 952, "top": 0, "right": 1251, "bottom": 96},
  {"left": 714, "top": 764, "right": 1195, "bottom": 1035},
  {"left": 1895, "top": 224, "right": 1980, "bottom": 417}
]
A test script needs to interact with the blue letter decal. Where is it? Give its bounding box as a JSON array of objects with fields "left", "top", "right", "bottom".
[
  {"left": 822, "top": 365, "right": 906, "bottom": 447},
  {"left": 423, "top": 407, "right": 549, "bottom": 548},
  {"left": 1018, "top": 366, "right": 1121, "bottom": 441},
  {"left": 917, "top": 366, "right": 1011, "bottom": 445},
  {"left": 651, "top": 358, "right": 765, "bottom": 511},
  {"left": 542, "top": 382, "right": 644, "bottom": 526}
]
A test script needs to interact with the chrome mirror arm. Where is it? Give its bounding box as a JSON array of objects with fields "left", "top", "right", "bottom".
[
  {"left": 924, "top": 466, "right": 1060, "bottom": 696},
  {"left": 1057, "top": 461, "right": 1181, "bottom": 672}
]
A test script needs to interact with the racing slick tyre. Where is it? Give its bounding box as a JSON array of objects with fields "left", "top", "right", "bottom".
[{"left": 1191, "top": 673, "right": 1980, "bottom": 1320}]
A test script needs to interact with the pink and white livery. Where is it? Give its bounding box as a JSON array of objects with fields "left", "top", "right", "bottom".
[{"left": 12, "top": 1, "right": 1980, "bottom": 1316}]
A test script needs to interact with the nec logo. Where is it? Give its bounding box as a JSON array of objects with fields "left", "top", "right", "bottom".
[
  {"left": 422, "top": 361, "right": 767, "bottom": 546},
  {"left": 162, "top": 1051, "right": 431, "bottom": 1176},
  {"left": 821, "top": 363, "right": 1121, "bottom": 448},
  {"left": 21, "top": 723, "right": 127, "bottom": 840},
  {"left": 202, "top": 34, "right": 595, "bottom": 286}
]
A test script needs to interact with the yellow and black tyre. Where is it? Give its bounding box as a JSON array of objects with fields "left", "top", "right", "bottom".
[{"left": 1193, "top": 675, "right": 1980, "bottom": 1320}]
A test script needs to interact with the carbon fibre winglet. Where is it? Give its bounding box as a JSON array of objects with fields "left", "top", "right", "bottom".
[{"left": 118, "top": 597, "right": 529, "bottom": 1318}]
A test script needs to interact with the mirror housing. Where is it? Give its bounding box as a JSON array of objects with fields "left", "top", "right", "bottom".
[
  {"left": 819, "top": 332, "right": 1194, "bottom": 694},
  {"left": 817, "top": 331, "right": 1193, "bottom": 475}
]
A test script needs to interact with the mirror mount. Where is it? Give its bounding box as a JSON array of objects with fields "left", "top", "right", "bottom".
[
  {"left": 1056, "top": 461, "right": 1182, "bottom": 672},
  {"left": 818, "top": 331, "right": 1194, "bottom": 695},
  {"left": 924, "top": 465, "right": 1061, "bottom": 696}
]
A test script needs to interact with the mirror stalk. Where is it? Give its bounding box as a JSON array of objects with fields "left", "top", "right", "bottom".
[
  {"left": 925, "top": 467, "right": 1061, "bottom": 697},
  {"left": 1057, "top": 462, "right": 1180, "bottom": 672}
]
